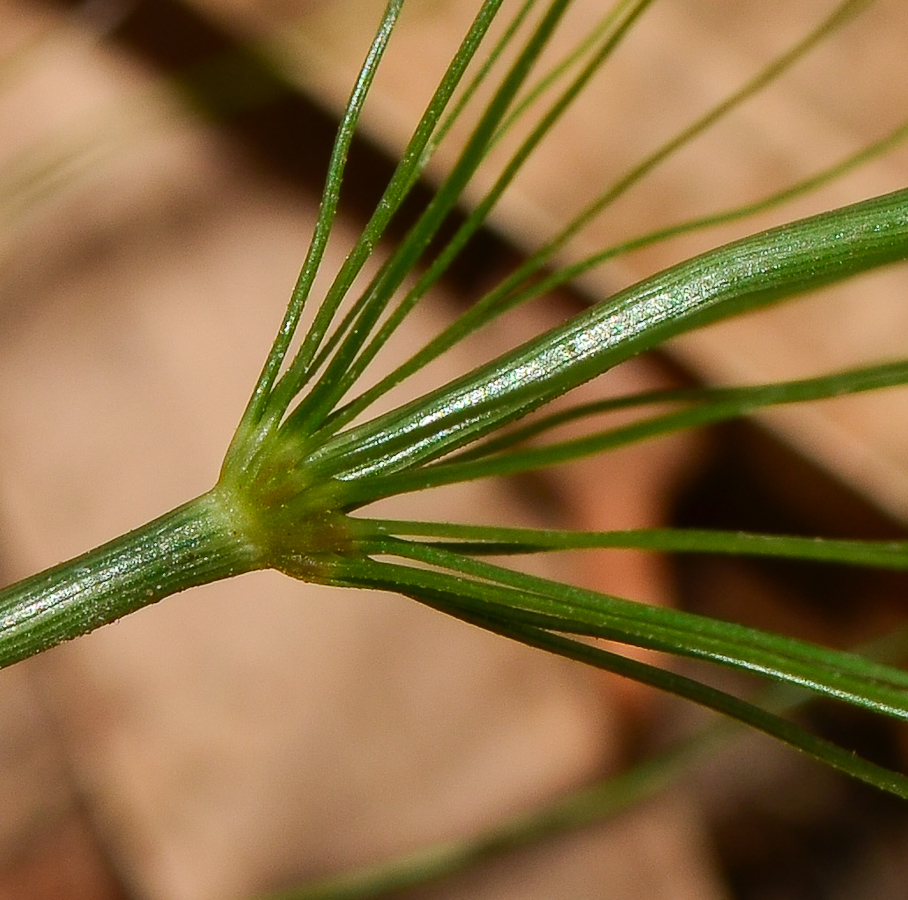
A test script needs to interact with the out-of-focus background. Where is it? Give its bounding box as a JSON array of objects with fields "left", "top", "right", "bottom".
[{"left": 1, "top": 1, "right": 908, "bottom": 898}]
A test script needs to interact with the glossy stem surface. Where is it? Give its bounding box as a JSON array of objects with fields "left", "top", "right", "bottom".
[{"left": 0, "top": 488, "right": 262, "bottom": 669}]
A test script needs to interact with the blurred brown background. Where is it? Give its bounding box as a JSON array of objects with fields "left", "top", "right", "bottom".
[{"left": 1, "top": 1, "right": 908, "bottom": 898}]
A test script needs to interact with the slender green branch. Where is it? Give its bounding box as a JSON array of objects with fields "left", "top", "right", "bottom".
[
  {"left": 454, "top": 358, "right": 908, "bottom": 461},
  {"left": 367, "top": 359, "right": 908, "bottom": 491},
  {"left": 359, "top": 519, "right": 908, "bottom": 570},
  {"left": 471, "top": 616, "right": 908, "bottom": 799}
]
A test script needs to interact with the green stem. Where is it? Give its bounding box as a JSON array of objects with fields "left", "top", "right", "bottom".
[
  {"left": 0, "top": 488, "right": 264, "bottom": 669},
  {"left": 311, "top": 187, "right": 908, "bottom": 493}
]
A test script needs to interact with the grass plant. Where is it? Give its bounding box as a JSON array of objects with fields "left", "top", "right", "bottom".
[{"left": 3, "top": 0, "right": 908, "bottom": 895}]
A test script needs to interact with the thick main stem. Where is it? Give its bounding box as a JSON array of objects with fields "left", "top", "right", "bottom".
[{"left": 0, "top": 487, "right": 264, "bottom": 669}]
